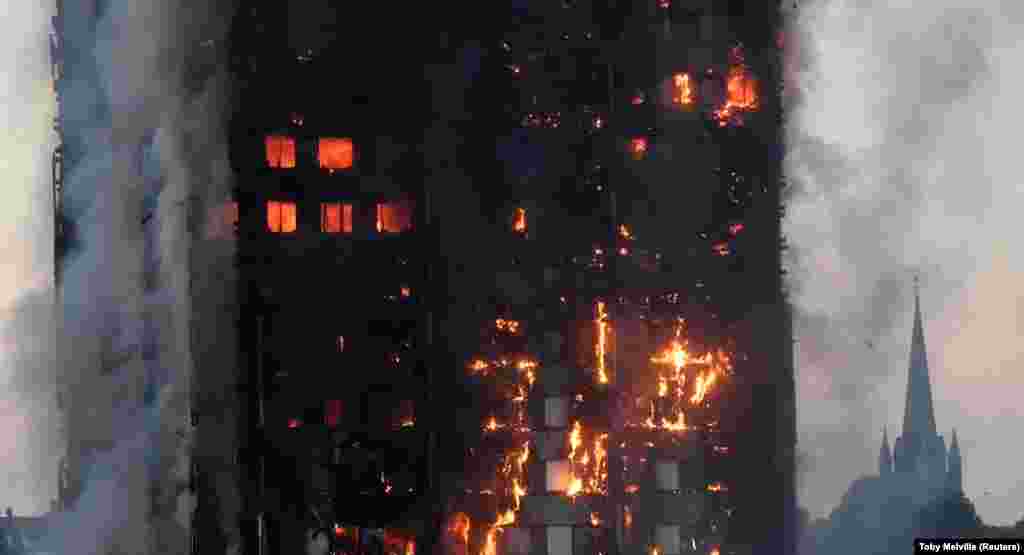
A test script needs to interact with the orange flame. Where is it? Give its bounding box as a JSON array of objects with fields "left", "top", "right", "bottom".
[
  {"left": 470, "top": 359, "right": 489, "bottom": 372},
  {"left": 590, "top": 512, "right": 601, "bottom": 527},
  {"left": 651, "top": 546, "right": 662, "bottom": 555},
  {"left": 710, "top": 546, "right": 722, "bottom": 555},
  {"left": 673, "top": 73, "right": 695, "bottom": 106},
  {"left": 513, "top": 208, "right": 527, "bottom": 233},
  {"left": 449, "top": 513, "right": 471, "bottom": 545},
  {"left": 713, "top": 47, "right": 759, "bottom": 127},
  {"left": 630, "top": 137, "right": 648, "bottom": 160},
  {"left": 406, "top": 540, "right": 416, "bottom": 555},
  {"left": 485, "top": 416, "right": 500, "bottom": 432},
  {"left": 624, "top": 505, "right": 633, "bottom": 528},
  {"left": 619, "top": 224, "right": 633, "bottom": 240},
  {"left": 658, "top": 375, "right": 669, "bottom": 397},
  {"left": 707, "top": 482, "right": 728, "bottom": 493},
  {"left": 496, "top": 319, "right": 521, "bottom": 334},
  {"left": 595, "top": 301, "right": 610, "bottom": 384},
  {"left": 690, "top": 369, "right": 718, "bottom": 404}
]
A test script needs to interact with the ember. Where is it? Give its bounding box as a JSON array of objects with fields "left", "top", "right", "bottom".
[
  {"left": 672, "top": 73, "right": 695, "bottom": 106},
  {"left": 630, "top": 137, "right": 648, "bottom": 160},
  {"left": 513, "top": 208, "right": 527, "bottom": 233},
  {"left": 595, "top": 301, "right": 610, "bottom": 384}
]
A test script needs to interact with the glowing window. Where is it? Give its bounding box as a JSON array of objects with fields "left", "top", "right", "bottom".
[
  {"left": 320, "top": 202, "right": 353, "bottom": 233},
  {"left": 267, "top": 201, "right": 297, "bottom": 233},
  {"left": 265, "top": 135, "right": 296, "bottom": 169},
  {"left": 376, "top": 200, "right": 414, "bottom": 233},
  {"left": 630, "top": 137, "right": 648, "bottom": 160},
  {"left": 318, "top": 137, "right": 354, "bottom": 170}
]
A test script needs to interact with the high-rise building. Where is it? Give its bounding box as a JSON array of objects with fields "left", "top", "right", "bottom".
[{"left": 54, "top": 1, "right": 791, "bottom": 554}]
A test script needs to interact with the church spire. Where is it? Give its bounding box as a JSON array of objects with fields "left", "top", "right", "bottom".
[
  {"left": 948, "top": 428, "right": 963, "bottom": 493},
  {"left": 879, "top": 427, "right": 892, "bottom": 476},
  {"left": 902, "top": 274, "right": 937, "bottom": 441}
]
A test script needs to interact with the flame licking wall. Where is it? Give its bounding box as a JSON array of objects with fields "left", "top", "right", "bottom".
[{"left": 49, "top": 0, "right": 238, "bottom": 554}]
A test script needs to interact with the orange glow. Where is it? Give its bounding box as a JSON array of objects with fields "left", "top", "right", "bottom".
[
  {"left": 713, "top": 46, "right": 760, "bottom": 127},
  {"left": 595, "top": 301, "right": 610, "bottom": 384},
  {"left": 713, "top": 241, "right": 731, "bottom": 256},
  {"left": 267, "top": 201, "right": 297, "bottom": 233},
  {"left": 448, "top": 513, "right": 471, "bottom": 545},
  {"left": 707, "top": 482, "right": 728, "bottom": 493},
  {"left": 485, "top": 416, "right": 499, "bottom": 432},
  {"left": 320, "top": 202, "right": 353, "bottom": 234},
  {"left": 651, "top": 546, "right": 662, "bottom": 555},
  {"left": 690, "top": 369, "right": 718, "bottom": 404},
  {"left": 710, "top": 546, "right": 721, "bottom": 555},
  {"left": 318, "top": 137, "right": 354, "bottom": 170},
  {"left": 513, "top": 208, "right": 527, "bottom": 233},
  {"left": 377, "top": 200, "right": 414, "bottom": 233},
  {"left": 469, "top": 359, "right": 490, "bottom": 374},
  {"left": 265, "top": 135, "right": 296, "bottom": 169},
  {"left": 495, "top": 319, "right": 521, "bottom": 334},
  {"left": 658, "top": 375, "right": 668, "bottom": 397},
  {"left": 400, "top": 417, "right": 415, "bottom": 428},
  {"left": 590, "top": 512, "right": 601, "bottom": 527},
  {"left": 400, "top": 286, "right": 411, "bottom": 298},
  {"left": 619, "top": 224, "right": 633, "bottom": 240},
  {"left": 630, "top": 137, "right": 648, "bottom": 160},
  {"left": 673, "top": 73, "right": 695, "bottom": 106},
  {"left": 406, "top": 540, "right": 416, "bottom": 555}
]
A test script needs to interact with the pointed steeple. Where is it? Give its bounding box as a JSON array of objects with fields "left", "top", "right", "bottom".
[
  {"left": 902, "top": 275, "right": 938, "bottom": 441},
  {"left": 879, "top": 427, "right": 892, "bottom": 476}
]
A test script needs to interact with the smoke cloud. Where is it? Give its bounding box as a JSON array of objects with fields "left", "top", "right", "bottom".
[
  {"left": 785, "top": 0, "right": 1024, "bottom": 525},
  {"left": 0, "top": 0, "right": 59, "bottom": 518},
  {"left": 2, "top": 1, "right": 237, "bottom": 554}
]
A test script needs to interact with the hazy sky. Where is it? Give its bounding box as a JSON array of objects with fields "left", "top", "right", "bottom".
[
  {"left": 2, "top": 0, "right": 1021, "bottom": 530},
  {"left": 0, "top": 0, "right": 57, "bottom": 516},
  {"left": 786, "top": 0, "right": 1024, "bottom": 526}
]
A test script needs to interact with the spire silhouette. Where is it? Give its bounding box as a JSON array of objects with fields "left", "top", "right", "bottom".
[{"left": 902, "top": 275, "right": 937, "bottom": 442}]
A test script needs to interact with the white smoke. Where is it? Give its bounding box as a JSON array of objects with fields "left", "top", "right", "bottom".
[
  {"left": 0, "top": 0, "right": 237, "bottom": 554},
  {"left": 786, "top": 0, "right": 1024, "bottom": 526}
]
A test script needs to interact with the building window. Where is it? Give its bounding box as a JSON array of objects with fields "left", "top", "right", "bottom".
[
  {"left": 376, "top": 199, "right": 414, "bottom": 234},
  {"left": 321, "top": 202, "right": 353, "bottom": 233},
  {"left": 267, "top": 201, "right": 297, "bottom": 233},
  {"left": 325, "top": 400, "right": 343, "bottom": 428},
  {"left": 318, "top": 137, "right": 355, "bottom": 170},
  {"left": 265, "top": 135, "right": 296, "bottom": 169}
]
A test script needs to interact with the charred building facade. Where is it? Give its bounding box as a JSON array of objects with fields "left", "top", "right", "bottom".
[{"left": 229, "top": 1, "right": 790, "bottom": 555}]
